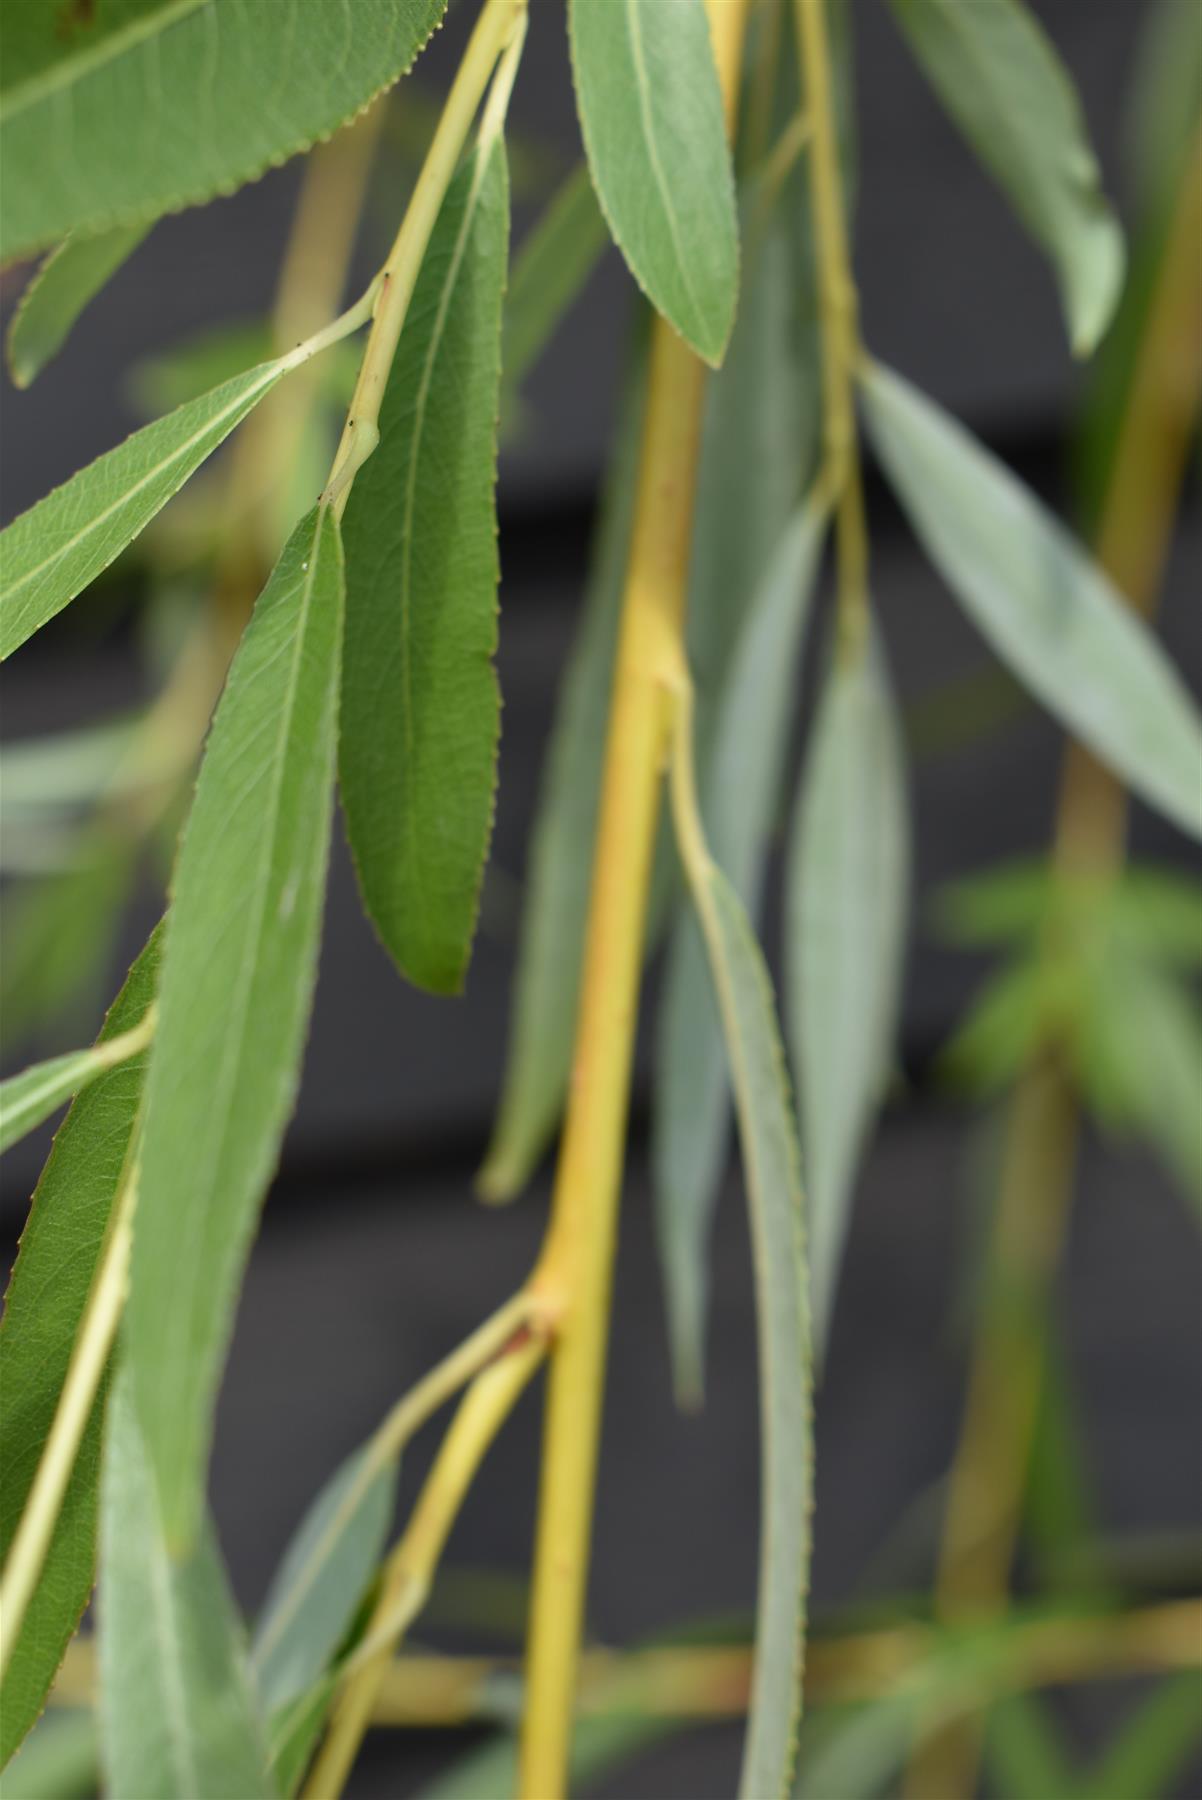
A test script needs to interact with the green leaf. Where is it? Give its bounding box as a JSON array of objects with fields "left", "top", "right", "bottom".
[
  {"left": 655, "top": 503, "right": 825, "bottom": 1403},
  {"left": 0, "top": 0, "right": 447, "bottom": 264},
  {"left": 861, "top": 361, "right": 1202, "bottom": 840},
  {"left": 934, "top": 859, "right": 1051, "bottom": 948},
  {"left": 0, "top": 929, "right": 160, "bottom": 1770},
  {"left": 1085, "top": 1671, "right": 1202, "bottom": 1800},
  {"left": 1080, "top": 958, "right": 1202, "bottom": 1212},
  {"left": 99, "top": 1372, "right": 274, "bottom": 1800},
  {"left": 340, "top": 140, "right": 508, "bottom": 996},
  {"left": 568, "top": 0, "right": 739, "bottom": 363},
  {"left": 674, "top": 828, "right": 812, "bottom": 1797},
  {"left": 687, "top": 208, "right": 819, "bottom": 747},
  {"left": 785, "top": 631, "right": 909, "bottom": 1356},
  {"left": 0, "top": 847, "right": 135, "bottom": 1046},
  {"left": 127, "top": 504, "right": 344, "bottom": 1551},
  {"left": 941, "top": 957, "right": 1054, "bottom": 1095},
  {"left": 885, "top": 0, "right": 1124, "bottom": 353},
  {"left": 0, "top": 1018, "right": 152, "bottom": 1155},
  {"left": 0, "top": 358, "right": 287, "bottom": 661},
  {"left": 985, "top": 1694, "right": 1077, "bottom": 1800},
  {"left": 479, "top": 331, "right": 648, "bottom": 1198},
  {"left": 503, "top": 161, "right": 608, "bottom": 396},
  {"left": 252, "top": 1445, "right": 398, "bottom": 1714},
  {"left": 1110, "top": 866, "right": 1202, "bottom": 967},
  {"left": 0, "top": 1711, "right": 99, "bottom": 1800},
  {"left": 7, "top": 224, "right": 149, "bottom": 388}
]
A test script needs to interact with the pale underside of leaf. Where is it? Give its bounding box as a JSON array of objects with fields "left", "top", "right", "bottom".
[
  {"left": 684, "top": 864, "right": 813, "bottom": 1800},
  {"left": 861, "top": 361, "right": 1202, "bottom": 841},
  {"left": 886, "top": 0, "right": 1124, "bottom": 352},
  {"left": 127, "top": 504, "right": 344, "bottom": 1550},
  {"left": 655, "top": 502, "right": 826, "bottom": 1403},
  {"left": 787, "top": 630, "right": 909, "bottom": 1357},
  {"left": 99, "top": 1372, "right": 273, "bottom": 1800},
  {"left": 252, "top": 1444, "right": 398, "bottom": 1715}
]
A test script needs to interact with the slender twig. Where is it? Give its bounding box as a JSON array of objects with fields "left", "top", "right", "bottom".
[
  {"left": 301, "top": 1336, "right": 546, "bottom": 1799},
  {"left": 910, "top": 122, "right": 1202, "bottom": 1800},
  {"left": 515, "top": 7, "right": 752, "bottom": 1795},
  {"left": 795, "top": 0, "right": 869, "bottom": 657},
  {"left": 322, "top": 0, "right": 527, "bottom": 517},
  {"left": 253, "top": 1290, "right": 539, "bottom": 1673}
]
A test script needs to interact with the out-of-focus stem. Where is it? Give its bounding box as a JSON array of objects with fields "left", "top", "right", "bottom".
[
  {"left": 52, "top": 1597, "right": 1202, "bottom": 1727},
  {"left": 911, "top": 122, "right": 1202, "bottom": 1800}
]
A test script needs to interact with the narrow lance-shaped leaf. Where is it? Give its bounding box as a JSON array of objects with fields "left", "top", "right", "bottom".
[
  {"left": 569, "top": 0, "right": 740, "bottom": 364},
  {"left": 1080, "top": 958, "right": 1202, "bottom": 1216},
  {"left": 671, "top": 723, "right": 813, "bottom": 1800},
  {"left": 861, "top": 361, "right": 1202, "bottom": 840},
  {"left": 0, "top": 1015, "right": 154, "bottom": 1156},
  {"left": 0, "top": 929, "right": 161, "bottom": 1770},
  {"left": 886, "top": 0, "right": 1124, "bottom": 354},
  {"left": 687, "top": 208, "right": 820, "bottom": 746},
  {"left": 1, "top": 358, "right": 287, "bottom": 661},
  {"left": 252, "top": 1444, "right": 398, "bottom": 1716},
  {"left": 502, "top": 161, "right": 608, "bottom": 397},
  {"left": 341, "top": 139, "right": 509, "bottom": 995},
  {"left": 99, "top": 1372, "right": 274, "bottom": 1800},
  {"left": 127, "top": 504, "right": 344, "bottom": 1551},
  {"left": 786, "top": 629, "right": 909, "bottom": 1356},
  {"left": 7, "top": 224, "right": 150, "bottom": 388},
  {"left": 479, "top": 330, "right": 648, "bottom": 1198},
  {"left": 0, "top": 0, "right": 448, "bottom": 263},
  {"left": 655, "top": 503, "right": 826, "bottom": 1403}
]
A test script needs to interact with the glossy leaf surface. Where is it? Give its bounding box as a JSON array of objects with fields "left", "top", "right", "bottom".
[
  {"left": 341, "top": 142, "right": 508, "bottom": 995},
  {"left": 569, "top": 0, "right": 739, "bottom": 363},
  {"left": 786, "top": 632, "right": 909, "bottom": 1355},
  {"left": 128, "top": 506, "right": 344, "bottom": 1549},
  {"left": 0, "top": 0, "right": 447, "bottom": 262},
  {"left": 862, "top": 361, "right": 1202, "bottom": 839},
  {"left": 99, "top": 1374, "right": 273, "bottom": 1799},
  {"left": 887, "top": 0, "right": 1124, "bottom": 352},
  {"left": 0, "top": 930, "right": 160, "bottom": 1768}
]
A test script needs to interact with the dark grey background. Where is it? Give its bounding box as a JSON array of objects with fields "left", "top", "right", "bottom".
[{"left": 2, "top": 2, "right": 1200, "bottom": 1795}]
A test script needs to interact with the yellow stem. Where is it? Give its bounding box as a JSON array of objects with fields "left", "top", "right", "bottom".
[
  {"left": 253, "top": 1291, "right": 539, "bottom": 1675},
  {"left": 301, "top": 1336, "right": 545, "bottom": 1800},
  {"left": 323, "top": 0, "right": 527, "bottom": 518},
  {"left": 795, "top": 0, "right": 868, "bottom": 655},
  {"left": 0, "top": 1151, "right": 140, "bottom": 1679},
  {"left": 910, "top": 122, "right": 1202, "bottom": 1800},
  {"left": 516, "top": 7, "right": 751, "bottom": 1795}
]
